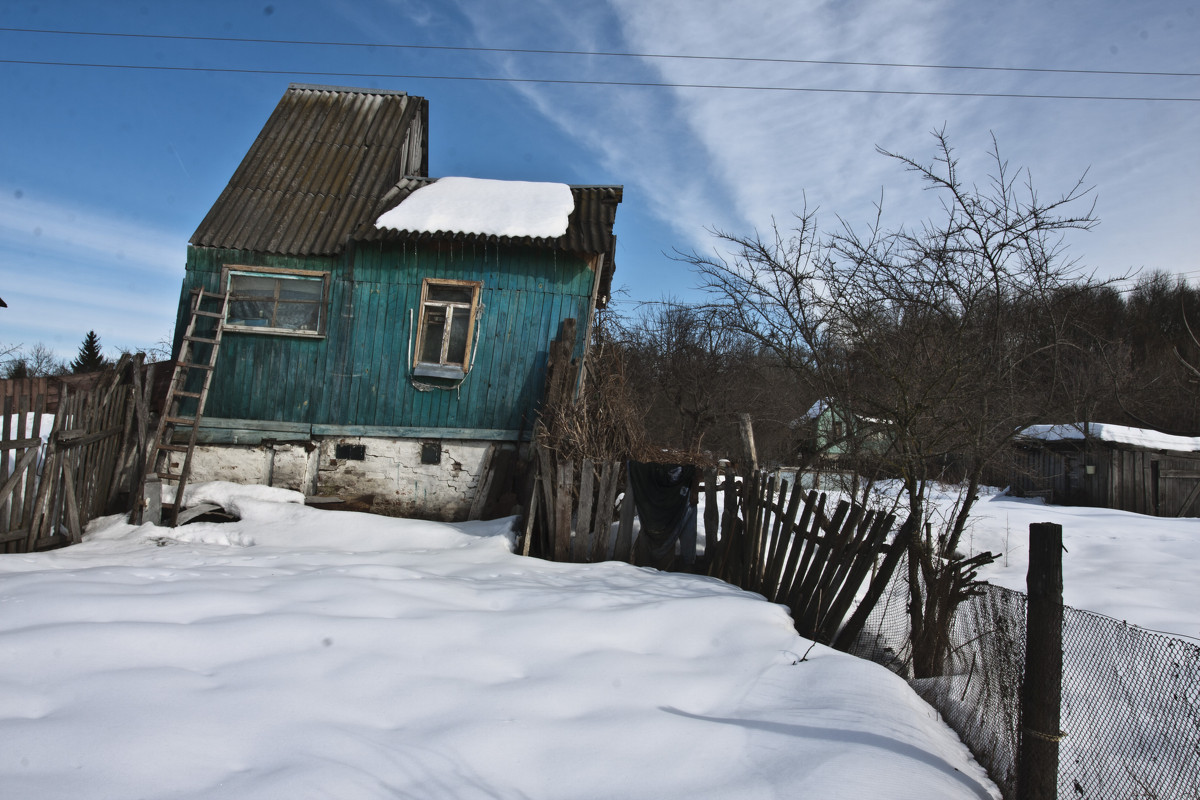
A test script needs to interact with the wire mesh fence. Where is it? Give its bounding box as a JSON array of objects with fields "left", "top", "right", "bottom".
[{"left": 843, "top": 555, "right": 1200, "bottom": 799}]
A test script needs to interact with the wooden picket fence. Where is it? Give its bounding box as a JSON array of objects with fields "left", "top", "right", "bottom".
[
  {"left": 0, "top": 390, "right": 51, "bottom": 553},
  {"left": 0, "top": 355, "right": 156, "bottom": 552},
  {"left": 522, "top": 443, "right": 629, "bottom": 562},
  {"left": 705, "top": 469, "right": 908, "bottom": 646},
  {"left": 522, "top": 452, "right": 908, "bottom": 645}
]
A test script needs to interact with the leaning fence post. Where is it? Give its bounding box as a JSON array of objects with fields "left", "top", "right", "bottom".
[{"left": 1018, "top": 521, "right": 1064, "bottom": 800}]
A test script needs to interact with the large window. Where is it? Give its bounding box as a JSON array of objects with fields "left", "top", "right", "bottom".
[
  {"left": 414, "top": 279, "right": 481, "bottom": 378},
  {"left": 223, "top": 266, "right": 328, "bottom": 336}
]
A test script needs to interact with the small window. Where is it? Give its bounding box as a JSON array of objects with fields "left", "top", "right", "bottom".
[
  {"left": 414, "top": 279, "right": 481, "bottom": 378},
  {"left": 223, "top": 266, "right": 329, "bottom": 336}
]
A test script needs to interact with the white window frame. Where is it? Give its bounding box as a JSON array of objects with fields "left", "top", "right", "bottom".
[
  {"left": 413, "top": 278, "right": 482, "bottom": 379},
  {"left": 221, "top": 265, "right": 329, "bottom": 337}
]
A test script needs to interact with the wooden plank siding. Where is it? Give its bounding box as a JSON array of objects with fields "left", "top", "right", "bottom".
[
  {"left": 1010, "top": 439, "right": 1200, "bottom": 518},
  {"left": 177, "top": 239, "right": 595, "bottom": 438}
]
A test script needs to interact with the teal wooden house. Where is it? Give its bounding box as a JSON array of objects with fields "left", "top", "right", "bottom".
[
  {"left": 799, "top": 399, "right": 890, "bottom": 462},
  {"left": 172, "top": 84, "right": 621, "bottom": 519}
]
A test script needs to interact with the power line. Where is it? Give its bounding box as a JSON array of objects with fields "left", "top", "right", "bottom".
[
  {"left": 2, "top": 25, "right": 1198, "bottom": 79},
  {"left": 3, "top": 58, "right": 1199, "bottom": 102}
]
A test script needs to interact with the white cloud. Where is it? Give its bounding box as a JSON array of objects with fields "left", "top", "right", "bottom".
[
  {"left": 449, "top": 0, "right": 749, "bottom": 249},
  {"left": 601, "top": 0, "right": 1200, "bottom": 279},
  {"left": 0, "top": 189, "right": 185, "bottom": 277},
  {"left": 0, "top": 190, "right": 183, "bottom": 356}
]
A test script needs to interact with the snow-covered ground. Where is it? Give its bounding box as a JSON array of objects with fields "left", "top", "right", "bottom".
[
  {"left": 934, "top": 486, "right": 1199, "bottom": 641},
  {"left": 0, "top": 484, "right": 997, "bottom": 800}
]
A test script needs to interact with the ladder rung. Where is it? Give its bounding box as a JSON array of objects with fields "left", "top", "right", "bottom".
[
  {"left": 185, "top": 335, "right": 218, "bottom": 344},
  {"left": 164, "top": 416, "right": 197, "bottom": 426},
  {"left": 194, "top": 310, "right": 225, "bottom": 318},
  {"left": 157, "top": 444, "right": 190, "bottom": 453},
  {"left": 178, "top": 362, "right": 214, "bottom": 370},
  {"left": 157, "top": 471, "right": 183, "bottom": 482},
  {"left": 175, "top": 390, "right": 202, "bottom": 399}
]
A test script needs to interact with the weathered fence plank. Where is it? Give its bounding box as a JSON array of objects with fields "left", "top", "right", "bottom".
[
  {"left": 574, "top": 457, "right": 595, "bottom": 561},
  {"left": 703, "top": 468, "right": 718, "bottom": 560},
  {"left": 0, "top": 448, "right": 40, "bottom": 508},
  {"left": 554, "top": 459, "right": 574, "bottom": 561},
  {"left": 833, "top": 517, "right": 912, "bottom": 651},
  {"left": 614, "top": 472, "right": 636, "bottom": 562},
  {"left": 820, "top": 511, "right": 895, "bottom": 643},
  {"left": 589, "top": 460, "right": 618, "bottom": 562},
  {"left": 763, "top": 480, "right": 803, "bottom": 602}
]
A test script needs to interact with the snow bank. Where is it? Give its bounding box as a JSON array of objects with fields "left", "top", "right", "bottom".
[
  {"left": 375, "top": 177, "right": 575, "bottom": 239},
  {"left": 961, "top": 492, "right": 1200, "bottom": 639},
  {"left": 1019, "top": 422, "right": 1200, "bottom": 453},
  {"left": 161, "top": 479, "right": 305, "bottom": 518},
  {"left": 0, "top": 490, "right": 997, "bottom": 799}
]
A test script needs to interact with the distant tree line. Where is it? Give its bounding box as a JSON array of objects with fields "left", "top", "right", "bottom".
[
  {"left": 1, "top": 330, "right": 114, "bottom": 378},
  {"left": 610, "top": 269, "right": 1200, "bottom": 461}
]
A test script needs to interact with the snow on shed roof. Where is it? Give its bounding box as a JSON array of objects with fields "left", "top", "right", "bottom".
[
  {"left": 375, "top": 177, "right": 574, "bottom": 239},
  {"left": 1019, "top": 423, "right": 1200, "bottom": 453}
]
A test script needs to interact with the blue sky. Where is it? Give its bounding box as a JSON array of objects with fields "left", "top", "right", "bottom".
[{"left": 2, "top": 0, "right": 1198, "bottom": 361}]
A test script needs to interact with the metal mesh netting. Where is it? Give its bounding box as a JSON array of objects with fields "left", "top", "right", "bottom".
[{"left": 843, "top": 559, "right": 1200, "bottom": 799}]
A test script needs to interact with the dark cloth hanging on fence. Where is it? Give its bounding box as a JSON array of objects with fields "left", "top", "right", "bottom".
[{"left": 627, "top": 461, "right": 697, "bottom": 567}]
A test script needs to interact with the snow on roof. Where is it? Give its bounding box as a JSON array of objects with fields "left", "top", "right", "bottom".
[
  {"left": 1020, "top": 422, "right": 1200, "bottom": 453},
  {"left": 374, "top": 177, "right": 575, "bottom": 239},
  {"left": 802, "top": 399, "right": 829, "bottom": 420}
]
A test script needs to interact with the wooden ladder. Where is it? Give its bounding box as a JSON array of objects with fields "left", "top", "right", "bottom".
[{"left": 148, "top": 288, "right": 228, "bottom": 526}]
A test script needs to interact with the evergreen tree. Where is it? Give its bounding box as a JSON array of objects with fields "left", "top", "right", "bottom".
[
  {"left": 71, "top": 330, "right": 107, "bottom": 373},
  {"left": 4, "top": 358, "right": 29, "bottom": 379}
]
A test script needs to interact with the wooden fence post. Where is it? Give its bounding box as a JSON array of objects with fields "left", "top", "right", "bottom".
[
  {"left": 1018, "top": 521, "right": 1064, "bottom": 800},
  {"left": 737, "top": 413, "right": 758, "bottom": 474}
]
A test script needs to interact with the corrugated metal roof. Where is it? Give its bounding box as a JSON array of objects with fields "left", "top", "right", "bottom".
[
  {"left": 190, "top": 84, "right": 428, "bottom": 256},
  {"left": 358, "top": 178, "right": 622, "bottom": 305}
]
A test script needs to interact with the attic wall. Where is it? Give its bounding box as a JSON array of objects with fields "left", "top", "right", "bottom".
[{"left": 177, "top": 240, "right": 595, "bottom": 435}]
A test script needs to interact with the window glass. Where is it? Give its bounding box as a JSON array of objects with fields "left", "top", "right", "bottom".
[
  {"left": 428, "top": 285, "right": 474, "bottom": 304},
  {"left": 415, "top": 280, "right": 480, "bottom": 374},
  {"left": 226, "top": 270, "right": 326, "bottom": 334},
  {"left": 279, "top": 280, "right": 323, "bottom": 302},
  {"left": 420, "top": 307, "right": 447, "bottom": 362},
  {"left": 447, "top": 308, "right": 470, "bottom": 364}
]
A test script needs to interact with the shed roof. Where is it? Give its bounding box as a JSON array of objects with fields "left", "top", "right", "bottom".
[{"left": 190, "top": 83, "right": 428, "bottom": 256}]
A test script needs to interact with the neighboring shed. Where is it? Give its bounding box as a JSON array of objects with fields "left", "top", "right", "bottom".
[
  {"left": 172, "top": 83, "right": 621, "bottom": 520},
  {"left": 1010, "top": 423, "right": 1200, "bottom": 517}
]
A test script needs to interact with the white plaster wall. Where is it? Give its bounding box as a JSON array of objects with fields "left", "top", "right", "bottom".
[
  {"left": 270, "top": 445, "right": 315, "bottom": 492},
  {"left": 185, "top": 443, "right": 314, "bottom": 493},
  {"left": 185, "top": 438, "right": 500, "bottom": 521},
  {"left": 316, "top": 438, "right": 493, "bottom": 520},
  {"left": 185, "top": 445, "right": 272, "bottom": 486}
]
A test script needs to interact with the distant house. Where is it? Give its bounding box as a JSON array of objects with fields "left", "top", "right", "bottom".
[
  {"left": 173, "top": 83, "right": 621, "bottom": 519},
  {"left": 797, "top": 399, "right": 890, "bottom": 462},
  {"left": 1010, "top": 423, "right": 1200, "bottom": 517}
]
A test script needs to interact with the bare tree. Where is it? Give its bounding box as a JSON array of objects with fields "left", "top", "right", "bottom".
[
  {"left": 1, "top": 341, "right": 67, "bottom": 378},
  {"left": 683, "top": 130, "right": 1102, "bottom": 675}
]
